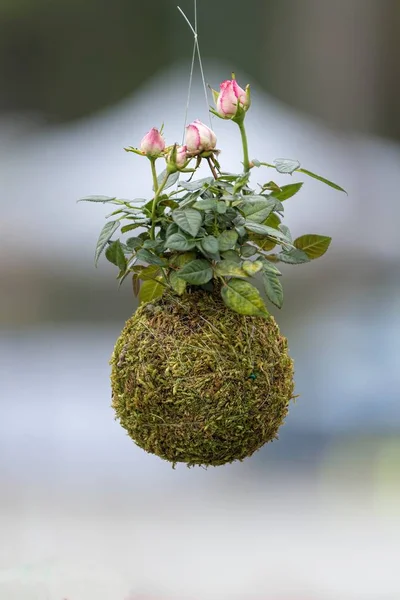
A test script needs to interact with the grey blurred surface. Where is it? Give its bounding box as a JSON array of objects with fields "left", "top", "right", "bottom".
[{"left": 1, "top": 0, "right": 400, "bottom": 598}]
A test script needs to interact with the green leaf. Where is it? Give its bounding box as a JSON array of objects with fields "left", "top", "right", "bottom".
[
  {"left": 156, "top": 169, "right": 180, "bottom": 191},
  {"left": 95, "top": 220, "right": 120, "bottom": 266},
  {"left": 297, "top": 168, "right": 347, "bottom": 193},
  {"left": 142, "top": 239, "right": 165, "bottom": 253},
  {"left": 220, "top": 250, "right": 241, "bottom": 263},
  {"left": 138, "top": 265, "right": 160, "bottom": 280},
  {"left": 240, "top": 198, "right": 276, "bottom": 223},
  {"left": 78, "top": 195, "right": 118, "bottom": 204},
  {"left": 193, "top": 198, "right": 218, "bottom": 211},
  {"left": 271, "top": 182, "right": 303, "bottom": 201},
  {"left": 136, "top": 248, "right": 167, "bottom": 266},
  {"left": 262, "top": 271, "right": 283, "bottom": 308},
  {"left": 293, "top": 234, "right": 332, "bottom": 259},
  {"left": 240, "top": 243, "right": 258, "bottom": 258},
  {"left": 200, "top": 235, "right": 219, "bottom": 256},
  {"left": 216, "top": 202, "right": 227, "bottom": 214},
  {"left": 179, "top": 177, "right": 214, "bottom": 192},
  {"left": 172, "top": 208, "right": 203, "bottom": 237},
  {"left": 169, "top": 271, "right": 187, "bottom": 295},
  {"left": 242, "top": 260, "right": 263, "bottom": 275},
  {"left": 177, "top": 259, "right": 213, "bottom": 285},
  {"left": 218, "top": 230, "right": 238, "bottom": 251},
  {"left": 126, "top": 236, "right": 143, "bottom": 250},
  {"left": 221, "top": 279, "right": 268, "bottom": 317},
  {"left": 278, "top": 248, "right": 310, "bottom": 264},
  {"left": 260, "top": 259, "right": 282, "bottom": 276},
  {"left": 132, "top": 273, "right": 140, "bottom": 297},
  {"left": 105, "top": 240, "right": 127, "bottom": 271},
  {"left": 121, "top": 223, "right": 146, "bottom": 234},
  {"left": 264, "top": 213, "right": 281, "bottom": 229},
  {"left": 166, "top": 233, "right": 196, "bottom": 251},
  {"left": 170, "top": 251, "right": 197, "bottom": 267},
  {"left": 166, "top": 222, "right": 179, "bottom": 238},
  {"left": 244, "top": 221, "right": 290, "bottom": 243},
  {"left": 279, "top": 225, "right": 292, "bottom": 242},
  {"left": 139, "top": 279, "right": 165, "bottom": 303},
  {"left": 274, "top": 158, "right": 301, "bottom": 174},
  {"left": 214, "top": 261, "right": 247, "bottom": 277}
]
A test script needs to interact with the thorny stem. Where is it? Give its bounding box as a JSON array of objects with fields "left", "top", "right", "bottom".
[
  {"left": 237, "top": 120, "right": 250, "bottom": 173},
  {"left": 150, "top": 160, "right": 169, "bottom": 240}
]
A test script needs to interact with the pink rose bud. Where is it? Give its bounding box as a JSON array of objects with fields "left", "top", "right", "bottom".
[
  {"left": 174, "top": 145, "right": 189, "bottom": 168},
  {"left": 216, "top": 79, "right": 250, "bottom": 118},
  {"left": 185, "top": 119, "right": 217, "bottom": 154},
  {"left": 166, "top": 144, "right": 189, "bottom": 171},
  {"left": 140, "top": 127, "right": 165, "bottom": 157}
]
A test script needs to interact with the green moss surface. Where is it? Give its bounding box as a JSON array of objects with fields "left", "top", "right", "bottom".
[{"left": 111, "top": 290, "right": 295, "bottom": 466}]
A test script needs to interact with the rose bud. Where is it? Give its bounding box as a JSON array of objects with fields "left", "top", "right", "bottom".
[
  {"left": 215, "top": 79, "right": 250, "bottom": 119},
  {"left": 166, "top": 144, "right": 190, "bottom": 172},
  {"left": 185, "top": 119, "right": 217, "bottom": 154},
  {"left": 140, "top": 127, "right": 165, "bottom": 157}
]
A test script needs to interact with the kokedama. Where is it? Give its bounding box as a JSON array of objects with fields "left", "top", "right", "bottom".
[{"left": 80, "top": 21, "right": 345, "bottom": 466}]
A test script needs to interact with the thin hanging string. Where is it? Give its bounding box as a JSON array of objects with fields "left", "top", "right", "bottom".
[{"left": 178, "top": 1, "right": 212, "bottom": 144}]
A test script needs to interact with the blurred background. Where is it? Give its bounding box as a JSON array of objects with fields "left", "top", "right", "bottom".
[{"left": 1, "top": 0, "right": 399, "bottom": 598}]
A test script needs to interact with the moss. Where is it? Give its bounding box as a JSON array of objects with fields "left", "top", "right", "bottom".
[{"left": 110, "top": 289, "right": 295, "bottom": 467}]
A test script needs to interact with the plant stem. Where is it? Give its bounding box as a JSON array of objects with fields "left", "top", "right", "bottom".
[
  {"left": 149, "top": 161, "right": 169, "bottom": 240},
  {"left": 237, "top": 120, "right": 250, "bottom": 173}
]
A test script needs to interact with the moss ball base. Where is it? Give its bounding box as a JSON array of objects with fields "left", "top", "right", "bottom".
[{"left": 111, "top": 290, "right": 295, "bottom": 466}]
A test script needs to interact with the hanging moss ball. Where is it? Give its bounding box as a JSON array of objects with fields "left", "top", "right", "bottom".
[{"left": 111, "top": 290, "right": 295, "bottom": 466}]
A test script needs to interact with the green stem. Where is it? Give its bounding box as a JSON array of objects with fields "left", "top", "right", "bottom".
[
  {"left": 149, "top": 160, "right": 169, "bottom": 240},
  {"left": 237, "top": 120, "right": 250, "bottom": 173}
]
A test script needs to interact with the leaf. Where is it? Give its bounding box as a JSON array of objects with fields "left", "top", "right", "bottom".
[
  {"left": 271, "top": 182, "right": 303, "bottom": 201},
  {"left": 278, "top": 248, "right": 310, "bottom": 264},
  {"left": 126, "top": 236, "right": 143, "bottom": 250},
  {"left": 132, "top": 273, "right": 140, "bottom": 297},
  {"left": 166, "top": 222, "right": 179, "bottom": 238},
  {"left": 200, "top": 235, "right": 219, "bottom": 256},
  {"left": 262, "top": 271, "right": 284, "bottom": 308},
  {"left": 105, "top": 240, "right": 127, "bottom": 271},
  {"left": 177, "top": 259, "right": 213, "bottom": 285},
  {"left": 193, "top": 198, "right": 218, "bottom": 211},
  {"left": 264, "top": 213, "right": 281, "bottom": 229},
  {"left": 218, "top": 230, "right": 238, "bottom": 251},
  {"left": 156, "top": 169, "right": 180, "bottom": 191},
  {"left": 221, "top": 279, "right": 268, "bottom": 317},
  {"left": 244, "top": 221, "right": 291, "bottom": 243},
  {"left": 136, "top": 248, "right": 167, "bottom": 266},
  {"left": 260, "top": 259, "right": 282, "bottom": 276},
  {"left": 169, "top": 271, "right": 187, "bottom": 295},
  {"left": 165, "top": 233, "right": 196, "bottom": 251},
  {"left": 214, "top": 261, "right": 247, "bottom": 277},
  {"left": 121, "top": 223, "right": 146, "bottom": 234},
  {"left": 78, "top": 195, "right": 118, "bottom": 204},
  {"left": 297, "top": 168, "right": 347, "bottom": 193},
  {"left": 240, "top": 198, "right": 276, "bottom": 223},
  {"left": 242, "top": 260, "right": 263, "bottom": 275},
  {"left": 172, "top": 208, "right": 203, "bottom": 237},
  {"left": 139, "top": 279, "right": 165, "bottom": 303},
  {"left": 248, "top": 234, "right": 276, "bottom": 252},
  {"left": 274, "top": 158, "right": 301, "bottom": 174},
  {"left": 179, "top": 177, "right": 214, "bottom": 192},
  {"left": 138, "top": 265, "right": 161, "bottom": 280},
  {"left": 170, "top": 252, "right": 197, "bottom": 267},
  {"left": 95, "top": 220, "right": 120, "bottom": 266},
  {"left": 240, "top": 243, "right": 258, "bottom": 258},
  {"left": 216, "top": 202, "right": 227, "bottom": 214},
  {"left": 293, "top": 234, "right": 332, "bottom": 259},
  {"left": 279, "top": 225, "right": 292, "bottom": 242},
  {"left": 220, "top": 250, "right": 241, "bottom": 263}
]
